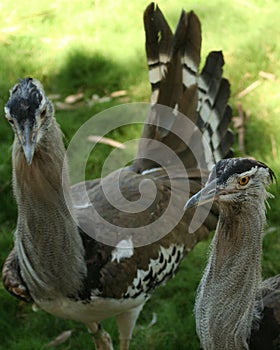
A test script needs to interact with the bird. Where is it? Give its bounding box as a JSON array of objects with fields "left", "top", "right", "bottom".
[
  {"left": 185, "top": 157, "right": 280, "bottom": 350},
  {"left": 2, "top": 3, "right": 234, "bottom": 350}
]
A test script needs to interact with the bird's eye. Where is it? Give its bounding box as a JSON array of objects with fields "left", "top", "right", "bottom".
[
  {"left": 41, "top": 109, "right": 47, "bottom": 119},
  {"left": 238, "top": 176, "right": 250, "bottom": 186},
  {"left": 8, "top": 118, "right": 14, "bottom": 125}
]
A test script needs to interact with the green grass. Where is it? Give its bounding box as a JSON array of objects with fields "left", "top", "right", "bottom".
[{"left": 0, "top": 0, "right": 280, "bottom": 349}]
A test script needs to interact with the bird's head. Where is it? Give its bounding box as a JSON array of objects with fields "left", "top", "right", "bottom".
[
  {"left": 185, "top": 158, "right": 275, "bottom": 210},
  {"left": 5, "top": 77, "right": 54, "bottom": 165}
]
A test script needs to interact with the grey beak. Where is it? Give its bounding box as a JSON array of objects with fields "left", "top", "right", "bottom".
[
  {"left": 21, "top": 122, "right": 36, "bottom": 166},
  {"left": 184, "top": 178, "right": 219, "bottom": 210}
]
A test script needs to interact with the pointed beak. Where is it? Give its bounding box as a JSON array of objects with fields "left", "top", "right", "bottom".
[
  {"left": 19, "top": 121, "right": 37, "bottom": 166},
  {"left": 184, "top": 178, "right": 219, "bottom": 210}
]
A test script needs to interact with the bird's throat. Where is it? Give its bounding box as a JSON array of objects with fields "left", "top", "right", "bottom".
[
  {"left": 12, "top": 120, "right": 86, "bottom": 301},
  {"left": 195, "top": 204, "right": 265, "bottom": 350}
]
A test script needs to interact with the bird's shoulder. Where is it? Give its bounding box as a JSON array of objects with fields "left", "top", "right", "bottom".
[
  {"left": 72, "top": 167, "right": 188, "bottom": 300},
  {"left": 71, "top": 166, "right": 178, "bottom": 232}
]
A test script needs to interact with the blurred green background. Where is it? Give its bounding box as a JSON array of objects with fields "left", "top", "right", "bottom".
[{"left": 0, "top": 0, "right": 280, "bottom": 349}]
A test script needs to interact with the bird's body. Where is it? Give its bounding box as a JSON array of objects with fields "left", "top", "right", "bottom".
[
  {"left": 185, "top": 158, "right": 277, "bottom": 350},
  {"left": 2, "top": 4, "right": 234, "bottom": 349},
  {"left": 11, "top": 112, "right": 146, "bottom": 321}
]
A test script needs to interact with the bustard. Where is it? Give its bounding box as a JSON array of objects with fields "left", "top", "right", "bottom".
[
  {"left": 185, "top": 157, "right": 280, "bottom": 350},
  {"left": 2, "top": 3, "right": 234, "bottom": 349}
]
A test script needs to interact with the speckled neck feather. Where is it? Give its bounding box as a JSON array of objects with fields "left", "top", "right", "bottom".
[
  {"left": 13, "top": 117, "right": 86, "bottom": 301},
  {"left": 195, "top": 198, "right": 267, "bottom": 350}
]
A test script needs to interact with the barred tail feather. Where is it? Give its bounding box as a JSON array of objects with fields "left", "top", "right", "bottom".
[
  {"left": 197, "top": 51, "right": 234, "bottom": 168},
  {"left": 173, "top": 10, "right": 201, "bottom": 90},
  {"left": 144, "top": 2, "right": 173, "bottom": 104},
  {"left": 135, "top": 4, "right": 234, "bottom": 180}
]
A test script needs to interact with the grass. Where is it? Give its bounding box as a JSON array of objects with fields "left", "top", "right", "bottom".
[{"left": 0, "top": 0, "right": 280, "bottom": 349}]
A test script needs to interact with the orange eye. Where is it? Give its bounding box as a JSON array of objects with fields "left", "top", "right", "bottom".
[{"left": 238, "top": 176, "right": 250, "bottom": 186}]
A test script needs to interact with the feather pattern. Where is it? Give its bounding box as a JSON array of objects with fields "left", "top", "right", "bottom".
[
  {"left": 2, "top": 3, "right": 234, "bottom": 349},
  {"left": 187, "top": 158, "right": 279, "bottom": 350}
]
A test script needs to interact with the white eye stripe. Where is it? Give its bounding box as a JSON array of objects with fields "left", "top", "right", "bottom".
[
  {"left": 4, "top": 106, "right": 12, "bottom": 117},
  {"left": 5, "top": 112, "right": 16, "bottom": 125}
]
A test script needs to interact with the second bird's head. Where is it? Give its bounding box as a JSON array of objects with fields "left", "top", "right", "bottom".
[
  {"left": 5, "top": 78, "right": 53, "bottom": 165},
  {"left": 185, "top": 157, "right": 275, "bottom": 211}
]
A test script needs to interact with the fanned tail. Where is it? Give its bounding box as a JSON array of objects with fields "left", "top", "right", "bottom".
[
  {"left": 132, "top": 3, "right": 234, "bottom": 238},
  {"left": 134, "top": 2, "right": 233, "bottom": 177}
]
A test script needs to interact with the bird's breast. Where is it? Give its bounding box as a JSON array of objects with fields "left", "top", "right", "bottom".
[{"left": 37, "top": 294, "right": 148, "bottom": 323}]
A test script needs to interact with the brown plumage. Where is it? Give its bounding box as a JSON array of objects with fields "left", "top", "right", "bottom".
[{"left": 2, "top": 3, "right": 233, "bottom": 350}]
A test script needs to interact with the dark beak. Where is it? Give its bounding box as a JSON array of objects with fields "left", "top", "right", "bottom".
[
  {"left": 184, "top": 178, "right": 219, "bottom": 210},
  {"left": 19, "top": 121, "right": 36, "bottom": 166}
]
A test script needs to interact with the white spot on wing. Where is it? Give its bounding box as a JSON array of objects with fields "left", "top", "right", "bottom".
[{"left": 111, "top": 238, "right": 134, "bottom": 263}]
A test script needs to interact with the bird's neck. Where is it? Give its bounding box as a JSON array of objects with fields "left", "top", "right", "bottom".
[
  {"left": 13, "top": 119, "right": 86, "bottom": 301},
  {"left": 195, "top": 201, "right": 266, "bottom": 350}
]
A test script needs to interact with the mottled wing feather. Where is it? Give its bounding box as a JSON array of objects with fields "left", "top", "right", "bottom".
[
  {"left": 3, "top": 5, "right": 234, "bottom": 306},
  {"left": 250, "top": 274, "right": 280, "bottom": 349},
  {"left": 2, "top": 247, "right": 32, "bottom": 302},
  {"left": 75, "top": 7, "right": 233, "bottom": 298}
]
